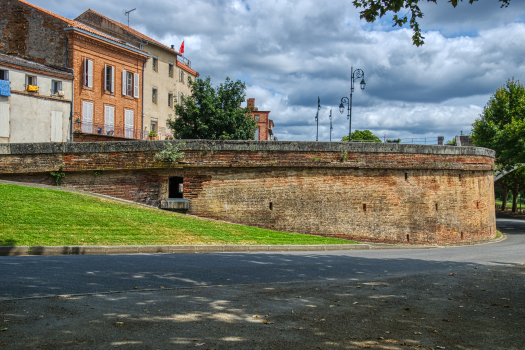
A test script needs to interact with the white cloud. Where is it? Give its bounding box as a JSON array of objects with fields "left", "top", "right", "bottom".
[{"left": 25, "top": 0, "right": 525, "bottom": 142}]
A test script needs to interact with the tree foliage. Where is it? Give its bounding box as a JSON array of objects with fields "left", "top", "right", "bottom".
[
  {"left": 352, "top": 0, "right": 511, "bottom": 46},
  {"left": 471, "top": 78, "right": 525, "bottom": 169},
  {"left": 168, "top": 77, "right": 257, "bottom": 140},
  {"left": 341, "top": 129, "right": 382, "bottom": 142}
]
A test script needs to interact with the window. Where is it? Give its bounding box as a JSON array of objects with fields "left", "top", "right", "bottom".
[
  {"left": 26, "top": 75, "right": 38, "bottom": 91},
  {"left": 122, "top": 70, "right": 139, "bottom": 98},
  {"left": 187, "top": 75, "right": 191, "bottom": 86},
  {"left": 168, "top": 92, "right": 173, "bottom": 107},
  {"left": 152, "top": 87, "right": 157, "bottom": 104},
  {"left": 104, "top": 105, "right": 115, "bottom": 135},
  {"left": 104, "top": 64, "right": 114, "bottom": 93},
  {"left": 178, "top": 92, "right": 183, "bottom": 105},
  {"left": 151, "top": 120, "right": 157, "bottom": 133},
  {"left": 179, "top": 69, "right": 184, "bottom": 82},
  {"left": 83, "top": 58, "right": 93, "bottom": 88},
  {"left": 52, "top": 80, "right": 62, "bottom": 95},
  {"left": 168, "top": 63, "right": 174, "bottom": 77},
  {"left": 152, "top": 57, "right": 158, "bottom": 72},
  {"left": 0, "top": 69, "right": 8, "bottom": 81},
  {"left": 82, "top": 101, "right": 93, "bottom": 133},
  {"left": 254, "top": 115, "right": 260, "bottom": 122},
  {"left": 124, "top": 109, "right": 134, "bottom": 138},
  {"left": 254, "top": 127, "right": 259, "bottom": 140}
]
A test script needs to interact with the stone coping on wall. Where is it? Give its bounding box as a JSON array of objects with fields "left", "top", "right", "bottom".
[{"left": 0, "top": 140, "right": 496, "bottom": 158}]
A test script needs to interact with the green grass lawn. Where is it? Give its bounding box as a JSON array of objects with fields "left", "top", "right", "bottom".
[{"left": 0, "top": 183, "right": 356, "bottom": 246}]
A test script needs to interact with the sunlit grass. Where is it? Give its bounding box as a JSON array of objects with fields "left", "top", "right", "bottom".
[{"left": 0, "top": 184, "right": 357, "bottom": 246}]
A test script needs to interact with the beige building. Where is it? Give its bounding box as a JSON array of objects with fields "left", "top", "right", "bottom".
[
  {"left": 0, "top": 54, "right": 73, "bottom": 143},
  {"left": 75, "top": 10, "right": 199, "bottom": 140}
]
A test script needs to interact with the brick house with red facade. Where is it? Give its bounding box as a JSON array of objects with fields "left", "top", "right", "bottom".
[
  {"left": 247, "top": 98, "right": 276, "bottom": 141},
  {"left": 0, "top": 0, "right": 149, "bottom": 142}
]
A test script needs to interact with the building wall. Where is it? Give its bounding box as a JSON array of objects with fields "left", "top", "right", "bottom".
[
  {"left": 247, "top": 98, "right": 271, "bottom": 140},
  {"left": 142, "top": 45, "right": 195, "bottom": 140},
  {"left": 0, "top": 64, "right": 72, "bottom": 143},
  {"left": 0, "top": 141, "right": 497, "bottom": 245},
  {"left": 67, "top": 31, "right": 146, "bottom": 140},
  {"left": 0, "top": 0, "right": 68, "bottom": 69}
]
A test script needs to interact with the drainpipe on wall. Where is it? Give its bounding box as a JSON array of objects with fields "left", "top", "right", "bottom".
[
  {"left": 65, "top": 34, "right": 74, "bottom": 143},
  {"left": 141, "top": 58, "right": 147, "bottom": 140}
]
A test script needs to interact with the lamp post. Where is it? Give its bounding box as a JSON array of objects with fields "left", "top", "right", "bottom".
[
  {"left": 329, "top": 109, "right": 333, "bottom": 142},
  {"left": 339, "top": 67, "right": 366, "bottom": 141},
  {"left": 315, "top": 96, "right": 320, "bottom": 141}
]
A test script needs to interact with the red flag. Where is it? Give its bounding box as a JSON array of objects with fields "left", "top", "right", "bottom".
[{"left": 179, "top": 41, "right": 184, "bottom": 55}]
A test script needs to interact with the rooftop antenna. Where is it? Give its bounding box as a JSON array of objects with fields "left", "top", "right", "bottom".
[{"left": 123, "top": 8, "right": 136, "bottom": 27}]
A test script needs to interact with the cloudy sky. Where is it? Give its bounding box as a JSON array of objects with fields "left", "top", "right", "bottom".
[{"left": 28, "top": 0, "right": 525, "bottom": 143}]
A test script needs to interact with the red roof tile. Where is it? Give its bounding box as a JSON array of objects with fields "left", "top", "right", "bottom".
[{"left": 176, "top": 61, "right": 199, "bottom": 77}]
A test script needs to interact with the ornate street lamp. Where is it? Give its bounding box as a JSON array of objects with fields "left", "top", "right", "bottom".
[{"left": 339, "top": 67, "right": 366, "bottom": 141}]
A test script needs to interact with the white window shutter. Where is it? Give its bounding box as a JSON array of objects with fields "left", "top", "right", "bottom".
[
  {"left": 50, "top": 111, "right": 63, "bottom": 142},
  {"left": 133, "top": 73, "right": 139, "bottom": 98},
  {"left": 104, "top": 64, "right": 107, "bottom": 91},
  {"left": 0, "top": 103, "right": 10, "bottom": 138},
  {"left": 122, "top": 70, "right": 127, "bottom": 95},
  {"left": 83, "top": 58, "right": 86, "bottom": 86},
  {"left": 4, "top": 71, "right": 8, "bottom": 81},
  {"left": 110, "top": 66, "right": 115, "bottom": 93},
  {"left": 34, "top": 76, "right": 37, "bottom": 86},
  {"left": 87, "top": 60, "right": 93, "bottom": 88},
  {"left": 82, "top": 101, "right": 93, "bottom": 133}
]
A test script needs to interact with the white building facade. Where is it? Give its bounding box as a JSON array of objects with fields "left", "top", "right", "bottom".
[{"left": 0, "top": 54, "right": 73, "bottom": 143}]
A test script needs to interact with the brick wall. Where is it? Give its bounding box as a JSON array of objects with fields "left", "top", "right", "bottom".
[{"left": 0, "top": 141, "right": 497, "bottom": 244}]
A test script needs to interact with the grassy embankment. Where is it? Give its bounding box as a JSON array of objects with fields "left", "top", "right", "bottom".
[{"left": 0, "top": 183, "right": 357, "bottom": 246}]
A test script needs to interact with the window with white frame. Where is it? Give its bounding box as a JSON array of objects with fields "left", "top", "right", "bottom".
[
  {"left": 52, "top": 80, "right": 62, "bottom": 95},
  {"left": 0, "top": 69, "right": 8, "bottom": 81},
  {"left": 83, "top": 58, "right": 93, "bottom": 88},
  {"left": 122, "top": 70, "right": 139, "bottom": 98},
  {"left": 168, "top": 92, "right": 173, "bottom": 107},
  {"left": 104, "top": 105, "right": 115, "bottom": 135},
  {"left": 152, "top": 87, "right": 157, "bottom": 104},
  {"left": 104, "top": 64, "right": 114, "bottom": 93},
  {"left": 124, "top": 109, "right": 134, "bottom": 138},
  {"left": 179, "top": 69, "right": 184, "bottom": 82},
  {"left": 187, "top": 75, "right": 191, "bottom": 86},
  {"left": 168, "top": 62, "right": 174, "bottom": 78},
  {"left": 26, "top": 75, "right": 37, "bottom": 87},
  {"left": 82, "top": 101, "right": 93, "bottom": 133}
]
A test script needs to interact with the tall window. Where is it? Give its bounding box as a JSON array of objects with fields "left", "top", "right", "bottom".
[
  {"left": 124, "top": 109, "right": 134, "bottom": 138},
  {"left": 152, "top": 87, "right": 158, "bottom": 104},
  {"left": 82, "top": 101, "right": 93, "bottom": 133},
  {"left": 83, "top": 58, "right": 93, "bottom": 88},
  {"left": 179, "top": 69, "right": 184, "bottom": 82},
  {"left": 168, "top": 63, "right": 174, "bottom": 77},
  {"left": 104, "top": 64, "right": 114, "bottom": 93},
  {"left": 168, "top": 92, "right": 173, "bottom": 107},
  {"left": 122, "top": 70, "right": 139, "bottom": 98},
  {"left": 152, "top": 57, "right": 158, "bottom": 72},
  {"left": 104, "top": 105, "right": 115, "bottom": 135},
  {"left": 26, "top": 75, "right": 38, "bottom": 91}
]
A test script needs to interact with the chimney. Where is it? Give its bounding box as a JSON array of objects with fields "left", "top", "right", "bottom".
[
  {"left": 247, "top": 98, "right": 255, "bottom": 110},
  {"left": 171, "top": 45, "right": 174, "bottom": 49}
]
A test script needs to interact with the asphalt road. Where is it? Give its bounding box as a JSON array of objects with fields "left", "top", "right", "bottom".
[{"left": 1, "top": 212, "right": 524, "bottom": 301}]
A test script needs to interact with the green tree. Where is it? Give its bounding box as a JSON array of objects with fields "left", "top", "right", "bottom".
[
  {"left": 496, "top": 166, "right": 525, "bottom": 213},
  {"left": 341, "top": 129, "right": 382, "bottom": 142},
  {"left": 352, "top": 0, "right": 511, "bottom": 46},
  {"left": 471, "top": 79, "right": 525, "bottom": 169},
  {"left": 168, "top": 77, "right": 257, "bottom": 140}
]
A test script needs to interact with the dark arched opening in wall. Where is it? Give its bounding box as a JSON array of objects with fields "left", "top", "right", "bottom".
[{"left": 169, "top": 176, "right": 184, "bottom": 199}]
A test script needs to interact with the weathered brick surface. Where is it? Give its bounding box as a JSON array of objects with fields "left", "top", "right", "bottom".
[{"left": 0, "top": 141, "right": 497, "bottom": 244}]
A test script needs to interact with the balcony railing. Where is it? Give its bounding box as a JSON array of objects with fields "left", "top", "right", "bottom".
[
  {"left": 177, "top": 55, "right": 191, "bottom": 68},
  {"left": 74, "top": 120, "right": 144, "bottom": 140}
]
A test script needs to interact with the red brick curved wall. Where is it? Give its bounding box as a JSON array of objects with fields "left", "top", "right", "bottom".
[{"left": 0, "top": 141, "right": 496, "bottom": 244}]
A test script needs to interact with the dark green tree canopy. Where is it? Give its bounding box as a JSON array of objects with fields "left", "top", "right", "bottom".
[
  {"left": 471, "top": 78, "right": 525, "bottom": 168},
  {"left": 341, "top": 129, "right": 382, "bottom": 142},
  {"left": 352, "top": 0, "right": 511, "bottom": 46},
  {"left": 168, "top": 77, "right": 257, "bottom": 140}
]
